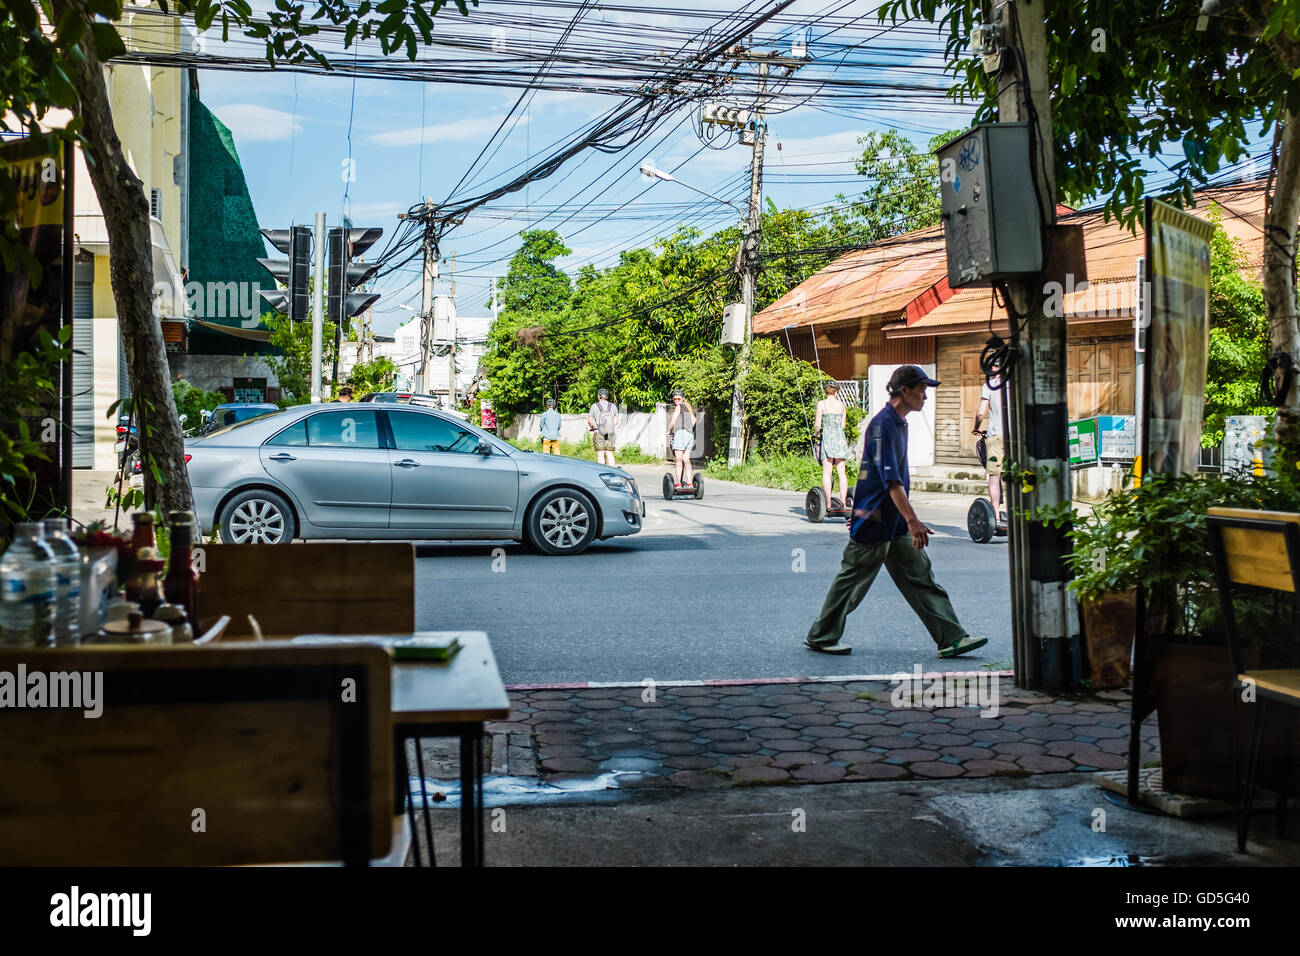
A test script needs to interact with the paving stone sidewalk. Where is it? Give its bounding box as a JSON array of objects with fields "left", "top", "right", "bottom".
[{"left": 477, "top": 676, "right": 1160, "bottom": 789}]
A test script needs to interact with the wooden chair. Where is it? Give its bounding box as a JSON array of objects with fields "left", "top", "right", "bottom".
[
  {"left": 1206, "top": 507, "right": 1300, "bottom": 851},
  {"left": 0, "top": 643, "right": 403, "bottom": 866},
  {"left": 197, "top": 542, "right": 416, "bottom": 639}
]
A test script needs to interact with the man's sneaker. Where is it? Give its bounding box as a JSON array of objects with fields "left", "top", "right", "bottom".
[
  {"left": 938, "top": 635, "right": 987, "bottom": 659},
  {"left": 805, "top": 638, "right": 852, "bottom": 655}
]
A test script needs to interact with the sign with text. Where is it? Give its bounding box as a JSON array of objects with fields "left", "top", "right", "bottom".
[
  {"left": 1098, "top": 415, "right": 1138, "bottom": 460},
  {"left": 1068, "top": 417, "right": 1099, "bottom": 466},
  {"left": 1143, "top": 199, "right": 1214, "bottom": 475}
]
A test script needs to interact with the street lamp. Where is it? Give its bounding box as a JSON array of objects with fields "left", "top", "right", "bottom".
[
  {"left": 639, "top": 162, "right": 745, "bottom": 214},
  {"left": 638, "top": 161, "right": 751, "bottom": 468}
]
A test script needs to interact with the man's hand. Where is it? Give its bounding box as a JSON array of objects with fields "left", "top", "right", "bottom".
[{"left": 907, "top": 517, "right": 935, "bottom": 550}]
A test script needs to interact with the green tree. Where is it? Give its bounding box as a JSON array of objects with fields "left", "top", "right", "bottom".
[
  {"left": 171, "top": 378, "right": 224, "bottom": 431},
  {"left": 1203, "top": 209, "right": 1272, "bottom": 446},
  {"left": 263, "top": 312, "right": 337, "bottom": 406},
  {"left": 344, "top": 355, "right": 398, "bottom": 397},
  {"left": 496, "top": 230, "right": 573, "bottom": 315},
  {"left": 828, "top": 128, "right": 966, "bottom": 243}
]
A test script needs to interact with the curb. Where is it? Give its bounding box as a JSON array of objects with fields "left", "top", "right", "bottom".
[{"left": 506, "top": 670, "right": 1016, "bottom": 692}]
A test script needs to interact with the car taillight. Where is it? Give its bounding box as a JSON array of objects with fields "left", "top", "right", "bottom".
[
  {"left": 131, "top": 459, "right": 141, "bottom": 473},
  {"left": 116, "top": 426, "right": 126, "bottom": 437},
  {"left": 185, "top": 454, "right": 192, "bottom": 463}
]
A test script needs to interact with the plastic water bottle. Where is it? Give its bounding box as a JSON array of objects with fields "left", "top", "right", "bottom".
[
  {"left": 0, "top": 523, "right": 56, "bottom": 646},
  {"left": 42, "top": 518, "right": 82, "bottom": 645}
]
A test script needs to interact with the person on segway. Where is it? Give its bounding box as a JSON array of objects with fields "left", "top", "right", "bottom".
[
  {"left": 972, "top": 366, "right": 1005, "bottom": 522},
  {"left": 668, "top": 389, "right": 696, "bottom": 489},
  {"left": 814, "top": 380, "right": 851, "bottom": 509}
]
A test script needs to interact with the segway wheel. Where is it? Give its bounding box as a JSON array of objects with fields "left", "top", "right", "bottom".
[
  {"left": 662, "top": 473, "right": 674, "bottom": 501},
  {"left": 805, "top": 487, "right": 827, "bottom": 523},
  {"left": 967, "top": 497, "right": 995, "bottom": 544},
  {"left": 693, "top": 474, "right": 704, "bottom": 499}
]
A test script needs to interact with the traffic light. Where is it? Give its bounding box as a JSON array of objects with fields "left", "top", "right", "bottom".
[
  {"left": 326, "top": 225, "right": 384, "bottom": 328},
  {"left": 257, "top": 225, "right": 311, "bottom": 322}
]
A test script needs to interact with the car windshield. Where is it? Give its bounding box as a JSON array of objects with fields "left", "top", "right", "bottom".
[{"left": 202, "top": 408, "right": 284, "bottom": 438}]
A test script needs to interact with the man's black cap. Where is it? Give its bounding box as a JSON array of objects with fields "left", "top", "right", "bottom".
[{"left": 887, "top": 365, "right": 941, "bottom": 391}]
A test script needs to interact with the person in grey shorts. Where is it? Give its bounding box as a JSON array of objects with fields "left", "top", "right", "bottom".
[
  {"left": 667, "top": 388, "right": 696, "bottom": 487},
  {"left": 588, "top": 388, "right": 619, "bottom": 466}
]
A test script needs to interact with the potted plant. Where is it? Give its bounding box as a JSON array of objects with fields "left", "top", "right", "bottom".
[{"left": 1056, "top": 466, "right": 1300, "bottom": 798}]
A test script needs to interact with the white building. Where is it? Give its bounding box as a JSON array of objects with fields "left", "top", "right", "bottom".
[{"left": 390, "top": 295, "right": 491, "bottom": 403}]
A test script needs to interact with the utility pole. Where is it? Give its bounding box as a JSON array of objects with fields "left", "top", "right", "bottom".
[
  {"left": 993, "top": 0, "right": 1079, "bottom": 690},
  {"left": 415, "top": 197, "right": 437, "bottom": 396},
  {"left": 311, "top": 211, "right": 325, "bottom": 403},
  {"left": 449, "top": 250, "right": 458, "bottom": 411},
  {"left": 720, "top": 46, "right": 806, "bottom": 466},
  {"left": 739, "top": 60, "right": 768, "bottom": 332},
  {"left": 491, "top": 276, "right": 500, "bottom": 324}
]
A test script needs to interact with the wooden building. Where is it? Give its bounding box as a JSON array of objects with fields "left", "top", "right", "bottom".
[{"left": 756, "top": 180, "right": 1267, "bottom": 467}]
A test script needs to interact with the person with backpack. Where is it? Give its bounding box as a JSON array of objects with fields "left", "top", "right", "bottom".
[
  {"left": 587, "top": 388, "right": 619, "bottom": 466},
  {"left": 667, "top": 388, "right": 696, "bottom": 488}
]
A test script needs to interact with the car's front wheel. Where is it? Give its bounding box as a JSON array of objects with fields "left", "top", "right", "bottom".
[
  {"left": 218, "top": 489, "right": 296, "bottom": 544},
  {"left": 527, "top": 488, "right": 597, "bottom": 555}
]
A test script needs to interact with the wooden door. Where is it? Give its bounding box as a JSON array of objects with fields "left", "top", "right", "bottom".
[{"left": 960, "top": 352, "right": 983, "bottom": 459}]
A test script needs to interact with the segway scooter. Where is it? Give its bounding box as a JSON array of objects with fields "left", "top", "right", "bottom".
[
  {"left": 967, "top": 430, "right": 1008, "bottom": 544},
  {"left": 663, "top": 473, "right": 704, "bottom": 500},
  {"left": 805, "top": 487, "right": 852, "bottom": 523}
]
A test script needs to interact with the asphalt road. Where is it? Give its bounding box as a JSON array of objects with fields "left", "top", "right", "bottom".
[{"left": 414, "top": 464, "right": 1013, "bottom": 685}]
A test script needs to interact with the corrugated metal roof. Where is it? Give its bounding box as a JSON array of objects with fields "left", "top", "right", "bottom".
[{"left": 757, "top": 180, "right": 1268, "bottom": 340}]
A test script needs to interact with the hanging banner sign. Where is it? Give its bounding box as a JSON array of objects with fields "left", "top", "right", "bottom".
[{"left": 1142, "top": 199, "right": 1214, "bottom": 476}]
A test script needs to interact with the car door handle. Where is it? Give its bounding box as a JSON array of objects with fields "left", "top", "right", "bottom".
[
  {"left": 268, "top": 453, "right": 296, "bottom": 462},
  {"left": 393, "top": 458, "right": 421, "bottom": 469}
]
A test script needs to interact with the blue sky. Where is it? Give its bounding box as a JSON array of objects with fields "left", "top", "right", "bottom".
[{"left": 192, "top": 2, "right": 972, "bottom": 334}]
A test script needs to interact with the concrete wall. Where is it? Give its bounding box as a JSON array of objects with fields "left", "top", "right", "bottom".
[
  {"left": 169, "top": 355, "right": 280, "bottom": 395},
  {"left": 505, "top": 405, "right": 713, "bottom": 460}
]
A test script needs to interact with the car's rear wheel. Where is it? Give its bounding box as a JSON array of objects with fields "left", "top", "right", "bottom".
[
  {"left": 219, "top": 489, "right": 295, "bottom": 544},
  {"left": 527, "top": 488, "right": 597, "bottom": 555}
]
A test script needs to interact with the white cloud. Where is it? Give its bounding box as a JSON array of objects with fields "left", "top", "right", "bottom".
[
  {"left": 370, "top": 114, "right": 531, "bottom": 147},
  {"left": 211, "top": 103, "right": 304, "bottom": 143}
]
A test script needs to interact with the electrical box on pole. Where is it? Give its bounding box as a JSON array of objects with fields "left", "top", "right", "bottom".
[
  {"left": 935, "top": 124, "right": 1043, "bottom": 289},
  {"left": 720, "top": 302, "right": 747, "bottom": 345}
]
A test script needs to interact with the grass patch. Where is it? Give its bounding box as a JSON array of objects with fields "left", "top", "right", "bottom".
[
  {"left": 705, "top": 454, "right": 860, "bottom": 492},
  {"left": 508, "top": 437, "right": 662, "bottom": 464},
  {"left": 854, "top": 691, "right": 876, "bottom": 701}
]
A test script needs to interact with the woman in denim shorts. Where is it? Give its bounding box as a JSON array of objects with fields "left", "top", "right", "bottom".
[{"left": 667, "top": 388, "right": 696, "bottom": 488}]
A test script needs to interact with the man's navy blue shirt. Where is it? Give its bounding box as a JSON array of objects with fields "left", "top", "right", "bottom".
[{"left": 849, "top": 402, "right": 909, "bottom": 543}]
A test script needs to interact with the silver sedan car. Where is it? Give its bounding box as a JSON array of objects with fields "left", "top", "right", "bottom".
[{"left": 185, "top": 403, "right": 644, "bottom": 555}]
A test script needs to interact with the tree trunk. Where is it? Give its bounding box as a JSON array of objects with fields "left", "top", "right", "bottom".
[
  {"left": 1264, "top": 114, "right": 1300, "bottom": 461},
  {"left": 62, "top": 21, "right": 194, "bottom": 514}
]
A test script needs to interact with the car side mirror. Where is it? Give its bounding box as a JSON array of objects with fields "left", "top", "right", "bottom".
[{"left": 477, "top": 439, "right": 493, "bottom": 456}]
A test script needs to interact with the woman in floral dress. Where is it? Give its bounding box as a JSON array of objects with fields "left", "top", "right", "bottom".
[{"left": 814, "top": 381, "right": 850, "bottom": 506}]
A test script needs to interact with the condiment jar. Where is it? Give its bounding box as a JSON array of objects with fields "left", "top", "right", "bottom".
[
  {"left": 94, "top": 610, "right": 171, "bottom": 645},
  {"left": 153, "top": 603, "right": 193, "bottom": 644}
]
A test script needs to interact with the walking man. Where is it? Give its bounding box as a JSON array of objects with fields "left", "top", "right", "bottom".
[
  {"left": 804, "top": 365, "right": 985, "bottom": 658},
  {"left": 540, "top": 397, "right": 562, "bottom": 454},
  {"left": 588, "top": 388, "right": 619, "bottom": 467},
  {"left": 972, "top": 367, "right": 1004, "bottom": 520}
]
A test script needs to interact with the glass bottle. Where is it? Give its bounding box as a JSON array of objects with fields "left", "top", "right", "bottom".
[
  {"left": 163, "top": 512, "right": 199, "bottom": 627},
  {"left": 129, "top": 513, "right": 164, "bottom": 617}
]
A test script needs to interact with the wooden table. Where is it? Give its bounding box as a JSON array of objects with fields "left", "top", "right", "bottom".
[{"left": 294, "top": 631, "right": 510, "bottom": 867}]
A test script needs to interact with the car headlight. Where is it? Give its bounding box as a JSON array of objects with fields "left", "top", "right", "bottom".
[{"left": 599, "top": 472, "right": 632, "bottom": 492}]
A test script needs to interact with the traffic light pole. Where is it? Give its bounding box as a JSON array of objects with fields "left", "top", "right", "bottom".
[
  {"left": 416, "top": 209, "right": 437, "bottom": 396},
  {"left": 311, "top": 211, "right": 325, "bottom": 403},
  {"left": 995, "top": 0, "right": 1079, "bottom": 690}
]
